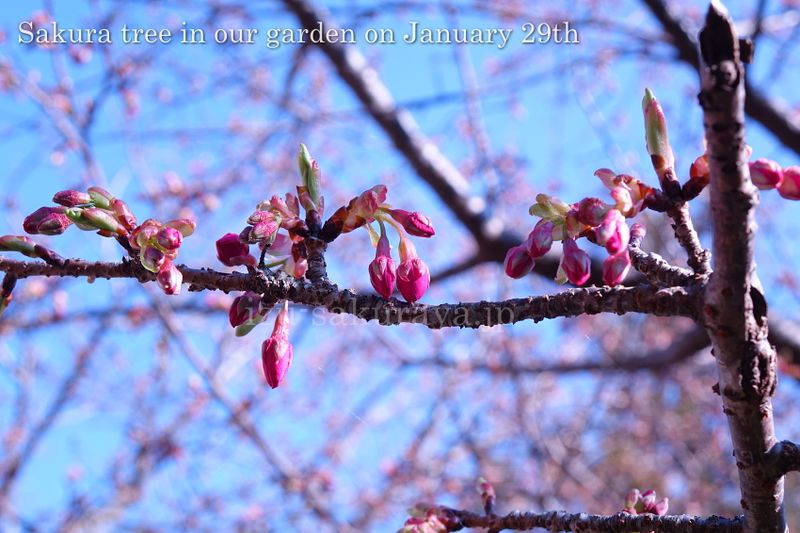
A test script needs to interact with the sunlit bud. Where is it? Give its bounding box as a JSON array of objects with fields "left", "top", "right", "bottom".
[
  {"left": 476, "top": 477, "right": 496, "bottom": 515},
  {"left": 595, "top": 209, "right": 630, "bottom": 255},
  {"left": 165, "top": 218, "right": 196, "bottom": 237},
  {"left": 369, "top": 229, "right": 396, "bottom": 299},
  {"left": 156, "top": 260, "right": 182, "bottom": 295},
  {"left": 526, "top": 219, "right": 554, "bottom": 258},
  {"left": 131, "top": 220, "right": 161, "bottom": 250},
  {"left": 23, "top": 206, "right": 71, "bottom": 235},
  {"left": 641, "top": 490, "right": 656, "bottom": 510},
  {"left": 298, "top": 143, "right": 322, "bottom": 210},
  {"left": 642, "top": 88, "right": 675, "bottom": 174},
  {"left": 216, "top": 233, "right": 255, "bottom": 267},
  {"left": 338, "top": 184, "right": 388, "bottom": 233},
  {"left": 386, "top": 209, "right": 435, "bottom": 238},
  {"left": 156, "top": 227, "right": 182, "bottom": 251},
  {"left": 529, "top": 193, "right": 570, "bottom": 220},
  {"left": 610, "top": 186, "right": 633, "bottom": 215},
  {"left": 0, "top": 235, "right": 37, "bottom": 257},
  {"left": 396, "top": 238, "right": 430, "bottom": 303},
  {"left": 110, "top": 199, "right": 137, "bottom": 230},
  {"left": 558, "top": 238, "right": 591, "bottom": 286},
  {"left": 87, "top": 186, "right": 114, "bottom": 209},
  {"left": 504, "top": 244, "right": 534, "bottom": 279},
  {"left": 140, "top": 246, "right": 165, "bottom": 273},
  {"left": 623, "top": 489, "right": 641, "bottom": 512},
  {"left": 81, "top": 207, "right": 126, "bottom": 235},
  {"left": 229, "top": 291, "right": 265, "bottom": 328},
  {"left": 251, "top": 216, "right": 281, "bottom": 243},
  {"left": 747, "top": 158, "right": 782, "bottom": 190},
  {"left": 262, "top": 301, "right": 293, "bottom": 389},
  {"left": 53, "top": 190, "right": 91, "bottom": 207},
  {"left": 576, "top": 197, "right": 611, "bottom": 227},
  {"left": 777, "top": 166, "right": 800, "bottom": 200},
  {"left": 689, "top": 154, "right": 710, "bottom": 184},
  {"left": 603, "top": 251, "right": 631, "bottom": 286}
]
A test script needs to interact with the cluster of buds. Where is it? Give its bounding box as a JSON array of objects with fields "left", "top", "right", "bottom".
[
  {"left": 129, "top": 218, "right": 196, "bottom": 295},
  {"left": 369, "top": 215, "right": 433, "bottom": 303},
  {"left": 398, "top": 505, "right": 457, "bottom": 533},
  {"left": 748, "top": 159, "right": 800, "bottom": 200},
  {"left": 505, "top": 182, "right": 641, "bottom": 286},
  {"left": 24, "top": 187, "right": 136, "bottom": 238},
  {"left": 622, "top": 488, "right": 669, "bottom": 517},
  {"left": 22, "top": 187, "right": 195, "bottom": 295}
]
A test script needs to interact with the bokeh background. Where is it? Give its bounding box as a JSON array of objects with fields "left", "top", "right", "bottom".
[{"left": 1, "top": 1, "right": 800, "bottom": 531}]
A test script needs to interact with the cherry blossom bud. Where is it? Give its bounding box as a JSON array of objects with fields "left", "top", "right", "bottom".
[
  {"left": 0, "top": 235, "right": 37, "bottom": 257},
  {"left": 262, "top": 301, "right": 293, "bottom": 389},
  {"left": 603, "top": 251, "right": 631, "bottom": 286},
  {"left": 476, "top": 477, "right": 496, "bottom": 515},
  {"left": 156, "top": 260, "right": 182, "bottom": 295},
  {"left": 557, "top": 238, "right": 591, "bottom": 286},
  {"left": 53, "top": 190, "right": 91, "bottom": 207},
  {"left": 165, "top": 218, "right": 196, "bottom": 237},
  {"left": 396, "top": 238, "right": 430, "bottom": 303},
  {"left": 748, "top": 158, "right": 783, "bottom": 190},
  {"left": 87, "top": 186, "right": 114, "bottom": 209},
  {"left": 369, "top": 229, "right": 396, "bottom": 299},
  {"left": 386, "top": 209, "right": 435, "bottom": 238},
  {"left": 23, "top": 206, "right": 71, "bottom": 235},
  {"left": 156, "top": 227, "right": 182, "bottom": 251},
  {"left": 111, "top": 199, "right": 137, "bottom": 230},
  {"left": 229, "top": 291, "right": 265, "bottom": 328},
  {"left": 216, "top": 233, "right": 255, "bottom": 267},
  {"left": 80, "top": 207, "right": 126, "bottom": 235},
  {"left": 251, "top": 216, "right": 281, "bottom": 243},
  {"left": 623, "top": 489, "right": 641, "bottom": 513},
  {"left": 298, "top": 143, "right": 322, "bottom": 211},
  {"left": 131, "top": 220, "right": 160, "bottom": 250},
  {"left": 140, "top": 246, "right": 166, "bottom": 273},
  {"left": 525, "top": 219, "right": 554, "bottom": 258},
  {"left": 777, "top": 166, "right": 800, "bottom": 200},
  {"left": 529, "top": 193, "right": 570, "bottom": 220},
  {"left": 335, "top": 184, "right": 388, "bottom": 233},
  {"left": 504, "top": 244, "right": 534, "bottom": 279},
  {"left": 689, "top": 154, "right": 710, "bottom": 185},
  {"left": 642, "top": 88, "right": 675, "bottom": 175},
  {"left": 576, "top": 197, "right": 611, "bottom": 227},
  {"left": 595, "top": 209, "right": 630, "bottom": 255}
]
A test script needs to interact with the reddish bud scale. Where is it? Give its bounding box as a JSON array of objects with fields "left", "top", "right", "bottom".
[{"left": 778, "top": 166, "right": 800, "bottom": 200}]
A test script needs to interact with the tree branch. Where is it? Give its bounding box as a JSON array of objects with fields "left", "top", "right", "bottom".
[
  {"left": 0, "top": 256, "right": 700, "bottom": 328},
  {"left": 765, "top": 440, "right": 800, "bottom": 480},
  {"left": 434, "top": 507, "right": 743, "bottom": 532},
  {"left": 698, "top": 3, "right": 784, "bottom": 532}
]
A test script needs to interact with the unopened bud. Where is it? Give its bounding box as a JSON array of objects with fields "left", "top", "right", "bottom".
[
  {"left": 87, "top": 186, "right": 114, "bottom": 209},
  {"left": 777, "top": 166, "right": 800, "bottom": 200},
  {"left": 53, "top": 190, "right": 92, "bottom": 207},
  {"left": 156, "top": 260, "right": 182, "bottom": 295},
  {"left": 642, "top": 88, "right": 675, "bottom": 175}
]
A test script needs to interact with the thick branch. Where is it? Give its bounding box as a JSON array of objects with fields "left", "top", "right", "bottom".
[
  {"left": 0, "top": 256, "right": 700, "bottom": 328},
  {"left": 698, "top": 4, "right": 783, "bottom": 532},
  {"left": 437, "top": 507, "right": 742, "bottom": 532},
  {"left": 765, "top": 440, "right": 800, "bottom": 480}
]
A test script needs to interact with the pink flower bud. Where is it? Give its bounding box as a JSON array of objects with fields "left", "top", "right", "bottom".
[
  {"left": 165, "top": 218, "right": 196, "bottom": 237},
  {"left": 396, "top": 238, "right": 430, "bottom": 303},
  {"left": 369, "top": 232, "right": 396, "bottom": 299},
  {"left": 778, "top": 166, "right": 800, "bottom": 200},
  {"left": 602, "top": 251, "right": 631, "bottom": 285},
  {"left": 749, "top": 158, "right": 783, "bottom": 190},
  {"left": 229, "top": 291, "right": 265, "bottom": 328},
  {"left": 216, "top": 233, "right": 255, "bottom": 267},
  {"left": 525, "top": 219, "right": 554, "bottom": 257},
  {"left": 0, "top": 235, "right": 37, "bottom": 257},
  {"left": 250, "top": 217, "right": 280, "bottom": 242},
  {"left": 156, "top": 227, "right": 182, "bottom": 251},
  {"left": 23, "top": 207, "right": 71, "bottom": 235},
  {"left": 576, "top": 197, "right": 611, "bottom": 227},
  {"left": 504, "top": 244, "right": 534, "bottom": 279},
  {"left": 87, "top": 186, "right": 114, "bottom": 209},
  {"left": 623, "top": 489, "right": 641, "bottom": 512},
  {"left": 262, "top": 301, "right": 293, "bottom": 389},
  {"left": 595, "top": 209, "right": 630, "bottom": 255},
  {"left": 558, "top": 238, "right": 591, "bottom": 286},
  {"left": 111, "top": 199, "right": 137, "bottom": 230},
  {"left": 156, "top": 260, "right": 182, "bottom": 295},
  {"left": 386, "top": 209, "right": 435, "bottom": 238},
  {"left": 53, "top": 190, "right": 92, "bottom": 207},
  {"left": 476, "top": 477, "right": 496, "bottom": 515},
  {"left": 140, "top": 245, "right": 165, "bottom": 273}
]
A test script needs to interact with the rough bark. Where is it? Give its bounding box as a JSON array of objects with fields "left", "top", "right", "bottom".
[{"left": 698, "top": 3, "right": 784, "bottom": 532}]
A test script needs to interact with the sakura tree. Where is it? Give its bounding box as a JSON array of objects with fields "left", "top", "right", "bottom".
[{"left": 1, "top": 1, "right": 800, "bottom": 532}]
